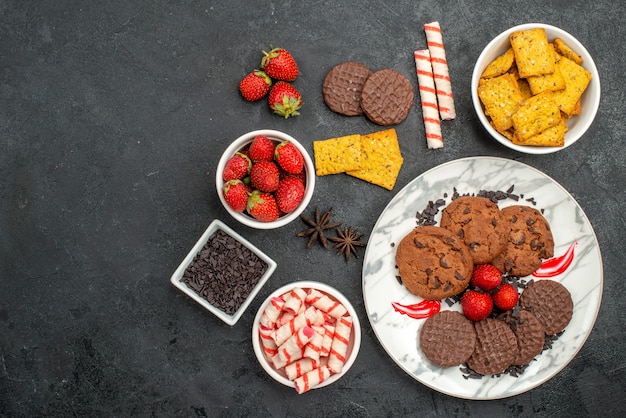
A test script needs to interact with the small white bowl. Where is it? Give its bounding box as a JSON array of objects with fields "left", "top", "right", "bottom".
[
  {"left": 216, "top": 129, "right": 315, "bottom": 229},
  {"left": 471, "top": 23, "right": 601, "bottom": 154},
  {"left": 170, "top": 219, "right": 277, "bottom": 326},
  {"left": 251, "top": 281, "right": 361, "bottom": 391}
]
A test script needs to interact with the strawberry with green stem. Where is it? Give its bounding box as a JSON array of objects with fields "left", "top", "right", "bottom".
[{"left": 268, "top": 81, "right": 302, "bottom": 118}]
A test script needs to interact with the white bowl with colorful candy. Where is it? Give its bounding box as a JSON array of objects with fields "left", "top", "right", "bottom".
[
  {"left": 170, "top": 219, "right": 277, "bottom": 326},
  {"left": 471, "top": 23, "right": 600, "bottom": 154},
  {"left": 216, "top": 129, "right": 315, "bottom": 229},
  {"left": 251, "top": 281, "right": 361, "bottom": 394}
]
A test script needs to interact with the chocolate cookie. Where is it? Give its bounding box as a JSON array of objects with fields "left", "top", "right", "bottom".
[
  {"left": 491, "top": 205, "right": 555, "bottom": 277},
  {"left": 467, "top": 318, "right": 518, "bottom": 375},
  {"left": 420, "top": 311, "right": 477, "bottom": 368},
  {"left": 440, "top": 196, "right": 508, "bottom": 264},
  {"left": 360, "top": 68, "right": 414, "bottom": 126},
  {"left": 520, "top": 280, "right": 573, "bottom": 335},
  {"left": 395, "top": 226, "right": 473, "bottom": 300},
  {"left": 500, "top": 309, "right": 546, "bottom": 366},
  {"left": 322, "top": 61, "right": 373, "bottom": 116}
]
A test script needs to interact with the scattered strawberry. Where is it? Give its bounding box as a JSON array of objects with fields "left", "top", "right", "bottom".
[
  {"left": 222, "top": 180, "right": 249, "bottom": 212},
  {"left": 492, "top": 283, "right": 519, "bottom": 311},
  {"left": 276, "top": 176, "right": 305, "bottom": 213},
  {"left": 260, "top": 47, "right": 299, "bottom": 81},
  {"left": 268, "top": 81, "right": 302, "bottom": 118},
  {"left": 247, "top": 190, "right": 280, "bottom": 222},
  {"left": 461, "top": 290, "right": 494, "bottom": 322},
  {"left": 248, "top": 135, "right": 276, "bottom": 162},
  {"left": 275, "top": 141, "right": 304, "bottom": 174},
  {"left": 239, "top": 69, "right": 272, "bottom": 102},
  {"left": 470, "top": 264, "right": 503, "bottom": 291},
  {"left": 250, "top": 160, "right": 280, "bottom": 192},
  {"left": 222, "top": 152, "right": 251, "bottom": 181}
]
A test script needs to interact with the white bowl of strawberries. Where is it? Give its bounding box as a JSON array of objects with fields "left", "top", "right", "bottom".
[{"left": 216, "top": 129, "right": 315, "bottom": 229}]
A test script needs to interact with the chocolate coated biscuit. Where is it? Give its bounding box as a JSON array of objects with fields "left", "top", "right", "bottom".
[
  {"left": 440, "top": 196, "right": 508, "bottom": 264},
  {"left": 491, "top": 205, "right": 555, "bottom": 277},
  {"left": 467, "top": 318, "right": 518, "bottom": 375},
  {"left": 395, "top": 226, "right": 473, "bottom": 300},
  {"left": 420, "top": 311, "right": 477, "bottom": 368},
  {"left": 501, "top": 309, "right": 546, "bottom": 366},
  {"left": 323, "top": 61, "right": 373, "bottom": 116},
  {"left": 520, "top": 279, "right": 573, "bottom": 335},
  {"left": 360, "top": 68, "right": 414, "bottom": 126}
]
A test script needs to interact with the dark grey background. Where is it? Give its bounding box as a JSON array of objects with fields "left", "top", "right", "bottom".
[{"left": 2, "top": 1, "right": 624, "bottom": 416}]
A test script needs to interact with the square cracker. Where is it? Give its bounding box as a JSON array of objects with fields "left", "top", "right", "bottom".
[
  {"left": 481, "top": 48, "right": 515, "bottom": 79},
  {"left": 512, "top": 93, "right": 562, "bottom": 141},
  {"left": 346, "top": 128, "right": 403, "bottom": 190},
  {"left": 547, "top": 56, "right": 591, "bottom": 116},
  {"left": 512, "top": 119, "right": 567, "bottom": 147},
  {"left": 478, "top": 73, "right": 524, "bottom": 132},
  {"left": 526, "top": 45, "right": 566, "bottom": 95},
  {"left": 553, "top": 38, "right": 583, "bottom": 64},
  {"left": 510, "top": 28, "right": 555, "bottom": 78},
  {"left": 313, "top": 134, "right": 363, "bottom": 176}
]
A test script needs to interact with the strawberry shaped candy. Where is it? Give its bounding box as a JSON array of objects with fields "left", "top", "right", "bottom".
[
  {"left": 268, "top": 81, "right": 302, "bottom": 118},
  {"left": 239, "top": 69, "right": 272, "bottom": 102},
  {"left": 276, "top": 176, "right": 305, "bottom": 213},
  {"left": 275, "top": 141, "right": 304, "bottom": 174},
  {"left": 470, "top": 264, "right": 502, "bottom": 291},
  {"left": 222, "top": 152, "right": 251, "bottom": 181},
  {"left": 260, "top": 47, "right": 299, "bottom": 81},
  {"left": 492, "top": 283, "right": 519, "bottom": 311},
  {"left": 248, "top": 135, "right": 276, "bottom": 162},
  {"left": 250, "top": 160, "right": 280, "bottom": 192},
  {"left": 247, "top": 190, "right": 280, "bottom": 222},
  {"left": 222, "top": 179, "right": 249, "bottom": 212},
  {"left": 461, "top": 290, "right": 493, "bottom": 322}
]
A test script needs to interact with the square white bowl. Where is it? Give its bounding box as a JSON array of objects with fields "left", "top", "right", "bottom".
[{"left": 170, "top": 219, "right": 277, "bottom": 326}]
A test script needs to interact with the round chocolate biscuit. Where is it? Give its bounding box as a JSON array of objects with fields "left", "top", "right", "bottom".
[
  {"left": 420, "top": 311, "right": 477, "bottom": 368},
  {"left": 323, "top": 61, "right": 373, "bottom": 116},
  {"left": 520, "top": 280, "right": 573, "bottom": 335},
  {"left": 501, "top": 309, "right": 546, "bottom": 366},
  {"left": 491, "top": 205, "right": 555, "bottom": 277},
  {"left": 440, "top": 196, "right": 508, "bottom": 264},
  {"left": 360, "top": 68, "right": 414, "bottom": 126},
  {"left": 395, "top": 226, "right": 473, "bottom": 300},
  {"left": 467, "top": 318, "right": 518, "bottom": 375}
]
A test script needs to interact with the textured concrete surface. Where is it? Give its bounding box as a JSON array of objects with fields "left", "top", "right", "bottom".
[{"left": 1, "top": 1, "right": 625, "bottom": 416}]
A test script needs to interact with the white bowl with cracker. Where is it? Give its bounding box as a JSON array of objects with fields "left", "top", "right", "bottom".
[
  {"left": 471, "top": 23, "right": 600, "bottom": 154},
  {"left": 216, "top": 129, "right": 315, "bottom": 229},
  {"left": 251, "top": 281, "right": 361, "bottom": 394}
]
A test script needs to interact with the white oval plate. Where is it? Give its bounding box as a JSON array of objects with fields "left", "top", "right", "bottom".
[{"left": 362, "top": 157, "right": 603, "bottom": 400}]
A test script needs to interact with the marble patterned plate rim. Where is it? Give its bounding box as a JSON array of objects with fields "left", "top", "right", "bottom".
[{"left": 362, "top": 156, "right": 603, "bottom": 400}]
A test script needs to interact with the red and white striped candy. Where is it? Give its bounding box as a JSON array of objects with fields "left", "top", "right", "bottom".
[
  {"left": 414, "top": 49, "right": 443, "bottom": 149},
  {"left": 303, "top": 327, "right": 325, "bottom": 361},
  {"left": 327, "top": 315, "right": 353, "bottom": 374},
  {"left": 282, "top": 287, "right": 307, "bottom": 314},
  {"left": 272, "top": 325, "right": 315, "bottom": 369},
  {"left": 259, "top": 325, "right": 278, "bottom": 359},
  {"left": 424, "top": 21, "right": 456, "bottom": 120},
  {"left": 273, "top": 306, "right": 321, "bottom": 346},
  {"left": 294, "top": 365, "right": 331, "bottom": 395},
  {"left": 305, "top": 289, "right": 347, "bottom": 319},
  {"left": 284, "top": 357, "right": 321, "bottom": 381},
  {"left": 260, "top": 296, "right": 285, "bottom": 329},
  {"left": 320, "top": 323, "right": 335, "bottom": 357}
]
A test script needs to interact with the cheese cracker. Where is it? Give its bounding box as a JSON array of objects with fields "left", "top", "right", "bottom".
[
  {"left": 478, "top": 73, "right": 524, "bottom": 132},
  {"left": 547, "top": 56, "right": 591, "bottom": 116},
  {"left": 346, "top": 129, "right": 403, "bottom": 190},
  {"left": 510, "top": 28, "right": 554, "bottom": 78},
  {"left": 313, "top": 134, "right": 362, "bottom": 176},
  {"left": 511, "top": 93, "right": 561, "bottom": 141}
]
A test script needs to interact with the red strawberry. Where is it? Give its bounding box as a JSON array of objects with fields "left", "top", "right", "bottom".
[
  {"left": 274, "top": 141, "right": 304, "bottom": 174},
  {"left": 276, "top": 176, "right": 305, "bottom": 213},
  {"left": 461, "top": 290, "right": 494, "bottom": 322},
  {"left": 470, "top": 264, "right": 503, "bottom": 291},
  {"left": 222, "top": 180, "right": 248, "bottom": 212},
  {"left": 247, "top": 190, "right": 280, "bottom": 222},
  {"left": 492, "top": 283, "right": 519, "bottom": 311},
  {"left": 268, "top": 81, "right": 302, "bottom": 118},
  {"left": 239, "top": 69, "right": 272, "bottom": 102},
  {"left": 250, "top": 160, "right": 280, "bottom": 192},
  {"left": 222, "top": 152, "right": 251, "bottom": 181},
  {"left": 260, "top": 47, "right": 299, "bottom": 81},
  {"left": 248, "top": 135, "right": 276, "bottom": 162}
]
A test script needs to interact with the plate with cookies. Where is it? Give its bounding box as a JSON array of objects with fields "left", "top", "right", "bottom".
[{"left": 362, "top": 156, "right": 603, "bottom": 399}]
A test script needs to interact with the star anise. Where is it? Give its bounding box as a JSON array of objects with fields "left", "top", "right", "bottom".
[
  {"left": 328, "top": 226, "right": 366, "bottom": 262},
  {"left": 297, "top": 207, "right": 342, "bottom": 249}
]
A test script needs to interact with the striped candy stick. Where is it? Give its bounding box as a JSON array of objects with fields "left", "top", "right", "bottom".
[
  {"left": 424, "top": 21, "right": 456, "bottom": 120},
  {"left": 294, "top": 365, "right": 331, "bottom": 394},
  {"left": 327, "top": 315, "right": 353, "bottom": 374},
  {"left": 271, "top": 325, "right": 315, "bottom": 369},
  {"left": 305, "top": 289, "right": 347, "bottom": 319},
  {"left": 284, "top": 357, "right": 321, "bottom": 381},
  {"left": 414, "top": 49, "right": 444, "bottom": 149}
]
